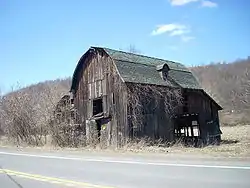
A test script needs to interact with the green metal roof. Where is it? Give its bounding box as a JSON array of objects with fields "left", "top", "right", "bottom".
[{"left": 101, "top": 47, "right": 201, "bottom": 89}]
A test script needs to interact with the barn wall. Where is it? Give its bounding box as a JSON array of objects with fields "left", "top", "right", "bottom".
[
  {"left": 127, "top": 84, "right": 174, "bottom": 142},
  {"left": 73, "top": 49, "right": 127, "bottom": 146},
  {"left": 186, "top": 90, "right": 220, "bottom": 140},
  {"left": 125, "top": 83, "right": 220, "bottom": 144}
]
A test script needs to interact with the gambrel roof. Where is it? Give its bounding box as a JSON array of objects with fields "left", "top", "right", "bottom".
[
  {"left": 71, "top": 47, "right": 222, "bottom": 110},
  {"left": 97, "top": 47, "right": 202, "bottom": 89}
]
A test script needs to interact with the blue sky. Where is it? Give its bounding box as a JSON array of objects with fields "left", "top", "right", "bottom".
[{"left": 0, "top": 0, "right": 249, "bottom": 94}]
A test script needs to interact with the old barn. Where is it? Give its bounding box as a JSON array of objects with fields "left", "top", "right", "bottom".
[{"left": 70, "top": 47, "right": 222, "bottom": 146}]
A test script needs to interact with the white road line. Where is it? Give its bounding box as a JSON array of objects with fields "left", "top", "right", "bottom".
[{"left": 0, "top": 151, "right": 250, "bottom": 170}]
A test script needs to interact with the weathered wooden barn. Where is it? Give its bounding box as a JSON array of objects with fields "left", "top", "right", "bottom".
[{"left": 70, "top": 47, "right": 223, "bottom": 146}]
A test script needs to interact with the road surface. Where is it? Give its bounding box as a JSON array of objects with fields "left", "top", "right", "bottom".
[{"left": 0, "top": 148, "right": 249, "bottom": 188}]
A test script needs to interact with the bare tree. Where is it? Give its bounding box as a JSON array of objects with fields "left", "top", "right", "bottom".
[
  {"left": 119, "top": 44, "right": 141, "bottom": 54},
  {"left": 191, "top": 58, "right": 250, "bottom": 126},
  {"left": 236, "top": 69, "right": 250, "bottom": 109},
  {"left": 1, "top": 87, "right": 39, "bottom": 145},
  {"left": 0, "top": 88, "right": 4, "bottom": 136},
  {"left": 127, "top": 44, "right": 141, "bottom": 54},
  {"left": 191, "top": 58, "right": 250, "bottom": 111},
  {"left": 0, "top": 78, "right": 71, "bottom": 146}
]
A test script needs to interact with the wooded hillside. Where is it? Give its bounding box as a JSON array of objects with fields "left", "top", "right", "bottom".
[
  {"left": 0, "top": 78, "right": 71, "bottom": 145},
  {"left": 191, "top": 57, "right": 250, "bottom": 111},
  {"left": 191, "top": 57, "right": 250, "bottom": 125}
]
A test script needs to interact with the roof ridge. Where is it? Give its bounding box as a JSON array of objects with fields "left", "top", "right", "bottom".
[
  {"left": 115, "top": 59, "right": 191, "bottom": 73},
  {"left": 102, "top": 47, "right": 183, "bottom": 66},
  {"left": 115, "top": 59, "right": 156, "bottom": 67}
]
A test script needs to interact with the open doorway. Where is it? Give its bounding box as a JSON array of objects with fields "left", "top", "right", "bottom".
[
  {"left": 92, "top": 98, "right": 103, "bottom": 140},
  {"left": 174, "top": 113, "right": 201, "bottom": 146},
  {"left": 93, "top": 98, "right": 103, "bottom": 116}
]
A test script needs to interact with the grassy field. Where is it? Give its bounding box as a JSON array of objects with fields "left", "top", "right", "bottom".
[
  {"left": 170, "top": 125, "right": 250, "bottom": 158},
  {"left": 1, "top": 125, "right": 249, "bottom": 158},
  {"left": 112, "top": 125, "right": 250, "bottom": 158}
]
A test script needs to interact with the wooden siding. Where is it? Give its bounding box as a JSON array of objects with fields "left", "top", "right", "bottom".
[
  {"left": 185, "top": 89, "right": 220, "bottom": 140},
  {"left": 126, "top": 84, "right": 174, "bottom": 142},
  {"left": 125, "top": 86, "right": 220, "bottom": 143},
  {"left": 73, "top": 49, "right": 127, "bottom": 146}
]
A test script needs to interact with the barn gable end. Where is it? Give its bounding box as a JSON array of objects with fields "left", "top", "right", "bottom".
[{"left": 71, "top": 48, "right": 128, "bottom": 147}]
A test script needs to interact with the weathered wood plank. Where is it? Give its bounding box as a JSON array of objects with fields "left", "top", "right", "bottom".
[{"left": 73, "top": 49, "right": 128, "bottom": 147}]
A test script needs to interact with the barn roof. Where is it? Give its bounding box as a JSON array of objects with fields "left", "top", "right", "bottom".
[
  {"left": 70, "top": 47, "right": 222, "bottom": 110},
  {"left": 101, "top": 47, "right": 201, "bottom": 89}
]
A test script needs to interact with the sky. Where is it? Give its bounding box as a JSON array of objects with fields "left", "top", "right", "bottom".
[{"left": 0, "top": 0, "right": 249, "bottom": 94}]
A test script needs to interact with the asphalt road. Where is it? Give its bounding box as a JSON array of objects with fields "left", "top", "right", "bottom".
[{"left": 0, "top": 148, "right": 249, "bottom": 188}]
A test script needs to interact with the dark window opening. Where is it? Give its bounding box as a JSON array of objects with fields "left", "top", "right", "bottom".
[
  {"left": 112, "top": 93, "right": 115, "bottom": 104},
  {"left": 93, "top": 98, "right": 103, "bottom": 115},
  {"left": 162, "top": 71, "right": 169, "bottom": 81},
  {"left": 183, "top": 105, "right": 188, "bottom": 113},
  {"left": 184, "top": 95, "right": 188, "bottom": 102},
  {"left": 162, "top": 64, "right": 170, "bottom": 81},
  {"left": 183, "top": 91, "right": 188, "bottom": 113}
]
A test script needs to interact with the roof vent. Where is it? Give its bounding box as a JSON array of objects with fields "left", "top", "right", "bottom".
[{"left": 156, "top": 64, "right": 170, "bottom": 81}]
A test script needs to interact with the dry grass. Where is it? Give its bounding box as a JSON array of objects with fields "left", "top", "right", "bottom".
[
  {"left": 199, "top": 124, "right": 250, "bottom": 157},
  {"left": 1, "top": 125, "right": 250, "bottom": 158},
  {"left": 114, "top": 125, "right": 250, "bottom": 158},
  {"left": 170, "top": 125, "right": 250, "bottom": 158}
]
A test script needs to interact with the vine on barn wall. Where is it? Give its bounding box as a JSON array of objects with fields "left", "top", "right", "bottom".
[{"left": 127, "top": 83, "right": 183, "bottom": 135}]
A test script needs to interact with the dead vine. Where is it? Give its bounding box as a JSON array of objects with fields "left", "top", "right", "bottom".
[{"left": 127, "top": 83, "right": 183, "bottom": 136}]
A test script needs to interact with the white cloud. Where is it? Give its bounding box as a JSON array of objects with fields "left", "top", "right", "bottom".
[
  {"left": 169, "top": 0, "right": 218, "bottom": 7},
  {"left": 151, "top": 24, "right": 187, "bottom": 36},
  {"left": 201, "top": 0, "right": 218, "bottom": 8},
  {"left": 151, "top": 23, "right": 194, "bottom": 43},
  {"left": 169, "top": 0, "right": 199, "bottom": 6},
  {"left": 169, "top": 28, "right": 190, "bottom": 36},
  {"left": 181, "top": 36, "right": 195, "bottom": 42}
]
